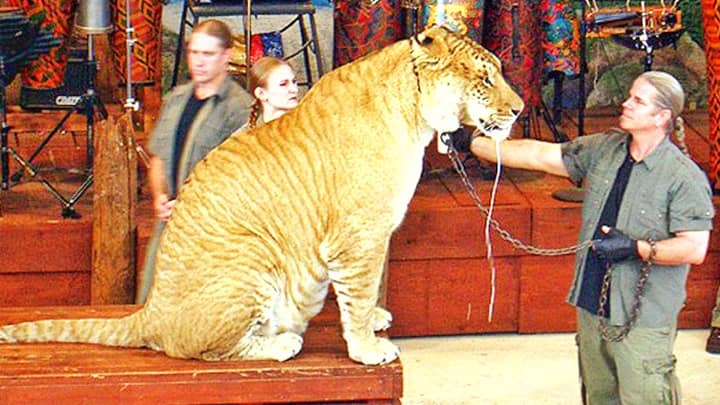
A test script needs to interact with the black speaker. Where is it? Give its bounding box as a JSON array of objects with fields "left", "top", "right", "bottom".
[{"left": 19, "top": 45, "right": 89, "bottom": 110}]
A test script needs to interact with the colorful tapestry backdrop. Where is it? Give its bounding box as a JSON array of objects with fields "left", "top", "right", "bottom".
[
  {"left": 111, "top": 0, "right": 162, "bottom": 86},
  {"left": 7, "top": 0, "right": 75, "bottom": 89},
  {"left": 333, "top": 0, "right": 580, "bottom": 110},
  {"left": 333, "top": 0, "right": 403, "bottom": 68},
  {"left": 540, "top": 0, "right": 579, "bottom": 76},
  {"left": 701, "top": 0, "right": 720, "bottom": 191}
]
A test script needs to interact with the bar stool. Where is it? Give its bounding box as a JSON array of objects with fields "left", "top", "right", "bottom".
[{"left": 171, "top": 0, "right": 325, "bottom": 89}]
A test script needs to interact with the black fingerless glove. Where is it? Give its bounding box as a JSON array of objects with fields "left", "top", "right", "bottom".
[
  {"left": 440, "top": 126, "right": 475, "bottom": 153},
  {"left": 592, "top": 227, "right": 639, "bottom": 262}
]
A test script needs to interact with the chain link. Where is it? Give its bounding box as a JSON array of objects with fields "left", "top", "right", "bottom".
[
  {"left": 597, "top": 260, "right": 652, "bottom": 342},
  {"left": 447, "top": 149, "right": 593, "bottom": 256},
  {"left": 597, "top": 238, "right": 656, "bottom": 342}
]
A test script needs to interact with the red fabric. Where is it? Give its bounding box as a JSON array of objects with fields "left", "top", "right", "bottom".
[
  {"left": 482, "top": 0, "right": 543, "bottom": 108},
  {"left": 333, "top": 0, "right": 403, "bottom": 68},
  {"left": 8, "top": 0, "right": 75, "bottom": 89},
  {"left": 111, "top": 0, "right": 162, "bottom": 85},
  {"left": 249, "top": 34, "right": 265, "bottom": 65},
  {"left": 701, "top": 0, "right": 720, "bottom": 190}
]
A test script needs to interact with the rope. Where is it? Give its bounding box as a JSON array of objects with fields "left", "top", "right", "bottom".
[
  {"left": 485, "top": 139, "right": 502, "bottom": 322},
  {"left": 446, "top": 142, "right": 593, "bottom": 323}
]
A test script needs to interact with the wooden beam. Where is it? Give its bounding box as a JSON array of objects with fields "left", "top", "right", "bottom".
[{"left": 91, "top": 115, "right": 137, "bottom": 304}]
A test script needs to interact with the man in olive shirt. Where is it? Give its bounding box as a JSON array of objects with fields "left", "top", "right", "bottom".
[
  {"left": 136, "top": 19, "right": 253, "bottom": 303},
  {"left": 447, "top": 71, "right": 714, "bottom": 403}
]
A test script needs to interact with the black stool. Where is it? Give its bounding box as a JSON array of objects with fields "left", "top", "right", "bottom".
[{"left": 171, "top": 0, "right": 325, "bottom": 89}]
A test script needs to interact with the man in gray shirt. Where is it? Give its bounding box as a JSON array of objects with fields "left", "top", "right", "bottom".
[
  {"left": 447, "top": 71, "right": 714, "bottom": 403},
  {"left": 136, "top": 19, "right": 253, "bottom": 303}
]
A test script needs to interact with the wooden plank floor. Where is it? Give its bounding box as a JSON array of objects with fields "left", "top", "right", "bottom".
[{"left": 0, "top": 303, "right": 402, "bottom": 404}]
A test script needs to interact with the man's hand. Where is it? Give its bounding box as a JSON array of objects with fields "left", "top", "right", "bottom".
[
  {"left": 439, "top": 126, "right": 476, "bottom": 154},
  {"left": 592, "top": 226, "right": 639, "bottom": 262},
  {"left": 153, "top": 193, "right": 176, "bottom": 222}
]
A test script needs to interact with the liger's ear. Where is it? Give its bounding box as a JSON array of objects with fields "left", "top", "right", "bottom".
[
  {"left": 415, "top": 25, "right": 450, "bottom": 58},
  {"left": 415, "top": 31, "right": 434, "bottom": 46}
]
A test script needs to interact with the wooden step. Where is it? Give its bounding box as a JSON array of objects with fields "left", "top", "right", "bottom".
[
  {"left": 0, "top": 180, "right": 93, "bottom": 307},
  {"left": 0, "top": 304, "right": 403, "bottom": 404},
  {"left": 388, "top": 257, "right": 520, "bottom": 336}
]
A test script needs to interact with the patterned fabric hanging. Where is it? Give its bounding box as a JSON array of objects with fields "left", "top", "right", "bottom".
[
  {"left": 482, "top": 0, "right": 543, "bottom": 108},
  {"left": 259, "top": 31, "right": 284, "bottom": 59},
  {"left": 110, "top": 0, "right": 161, "bottom": 86},
  {"left": 333, "top": 0, "right": 403, "bottom": 68},
  {"left": 701, "top": 0, "right": 720, "bottom": 191},
  {"left": 249, "top": 34, "right": 265, "bottom": 65},
  {"left": 227, "top": 31, "right": 284, "bottom": 76},
  {"left": 7, "top": 0, "right": 76, "bottom": 89},
  {"left": 539, "top": 0, "right": 579, "bottom": 77}
]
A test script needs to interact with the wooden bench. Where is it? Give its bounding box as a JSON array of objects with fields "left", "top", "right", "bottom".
[{"left": 0, "top": 305, "right": 402, "bottom": 404}]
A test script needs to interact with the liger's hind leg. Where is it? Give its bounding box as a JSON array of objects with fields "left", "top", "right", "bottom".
[
  {"left": 191, "top": 300, "right": 305, "bottom": 362},
  {"left": 167, "top": 265, "right": 305, "bottom": 362},
  {"left": 202, "top": 332, "right": 304, "bottom": 361}
]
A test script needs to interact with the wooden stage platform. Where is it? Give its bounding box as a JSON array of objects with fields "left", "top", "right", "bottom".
[
  {"left": 0, "top": 303, "right": 402, "bottom": 404},
  {"left": 0, "top": 107, "right": 718, "bottom": 335}
]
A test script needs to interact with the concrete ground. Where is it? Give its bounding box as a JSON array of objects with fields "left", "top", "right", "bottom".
[
  {"left": 395, "top": 329, "right": 719, "bottom": 404},
  {"left": 161, "top": 3, "right": 720, "bottom": 404}
]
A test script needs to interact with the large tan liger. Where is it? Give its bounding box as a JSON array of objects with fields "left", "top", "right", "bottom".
[{"left": 0, "top": 26, "right": 523, "bottom": 365}]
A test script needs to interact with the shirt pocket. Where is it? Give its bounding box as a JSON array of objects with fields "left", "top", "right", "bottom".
[{"left": 631, "top": 197, "right": 669, "bottom": 240}]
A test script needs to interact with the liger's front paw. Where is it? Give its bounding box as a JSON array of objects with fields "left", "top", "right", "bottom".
[{"left": 347, "top": 336, "right": 399, "bottom": 365}]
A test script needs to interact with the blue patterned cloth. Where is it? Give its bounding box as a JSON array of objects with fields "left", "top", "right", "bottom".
[{"left": 260, "top": 31, "right": 284, "bottom": 58}]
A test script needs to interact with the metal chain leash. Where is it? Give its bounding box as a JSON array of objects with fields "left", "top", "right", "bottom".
[
  {"left": 446, "top": 146, "right": 660, "bottom": 342},
  {"left": 447, "top": 146, "right": 662, "bottom": 342},
  {"left": 447, "top": 149, "right": 594, "bottom": 256},
  {"left": 597, "top": 238, "right": 657, "bottom": 342},
  {"left": 446, "top": 146, "right": 657, "bottom": 340},
  {"left": 596, "top": 260, "right": 652, "bottom": 342}
]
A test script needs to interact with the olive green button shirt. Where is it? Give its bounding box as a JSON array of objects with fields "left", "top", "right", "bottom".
[{"left": 561, "top": 130, "right": 715, "bottom": 328}]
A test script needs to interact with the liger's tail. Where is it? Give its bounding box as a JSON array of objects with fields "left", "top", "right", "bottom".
[{"left": 0, "top": 310, "right": 147, "bottom": 348}]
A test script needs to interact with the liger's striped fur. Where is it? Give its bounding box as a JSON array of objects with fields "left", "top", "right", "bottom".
[{"left": 0, "top": 26, "right": 523, "bottom": 365}]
